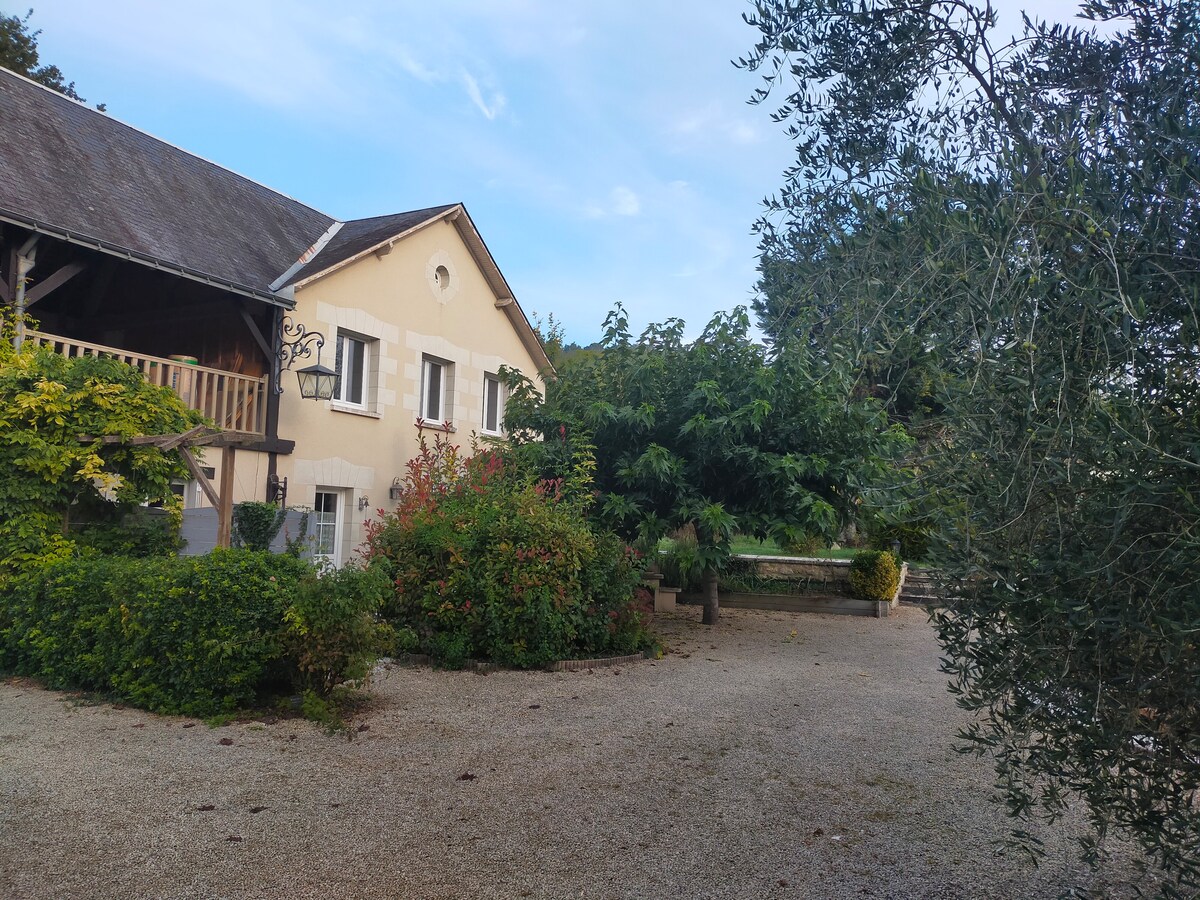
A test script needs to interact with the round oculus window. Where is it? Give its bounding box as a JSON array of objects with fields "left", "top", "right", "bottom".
[{"left": 426, "top": 252, "right": 460, "bottom": 303}]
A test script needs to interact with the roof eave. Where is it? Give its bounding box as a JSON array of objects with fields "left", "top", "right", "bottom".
[
  {"left": 448, "top": 210, "right": 553, "bottom": 375},
  {"left": 0, "top": 208, "right": 295, "bottom": 309},
  {"left": 288, "top": 203, "right": 553, "bottom": 375}
]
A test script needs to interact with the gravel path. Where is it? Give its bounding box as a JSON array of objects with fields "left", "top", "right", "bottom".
[{"left": 0, "top": 605, "right": 1151, "bottom": 899}]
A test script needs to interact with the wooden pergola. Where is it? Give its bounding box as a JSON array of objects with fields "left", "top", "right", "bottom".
[{"left": 84, "top": 424, "right": 263, "bottom": 548}]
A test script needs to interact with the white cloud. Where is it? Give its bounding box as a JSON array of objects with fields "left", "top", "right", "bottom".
[
  {"left": 461, "top": 70, "right": 506, "bottom": 121},
  {"left": 665, "top": 104, "right": 763, "bottom": 147},
  {"left": 611, "top": 186, "right": 641, "bottom": 216},
  {"left": 581, "top": 186, "right": 642, "bottom": 219}
]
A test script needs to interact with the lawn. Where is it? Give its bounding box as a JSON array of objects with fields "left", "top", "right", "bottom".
[{"left": 729, "top": 535, "right": 859, "bottom": 559}]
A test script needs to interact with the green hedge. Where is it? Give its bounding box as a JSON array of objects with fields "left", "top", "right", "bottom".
[{"left": 0, "top": 550, "right": 388, "bottom": 716}]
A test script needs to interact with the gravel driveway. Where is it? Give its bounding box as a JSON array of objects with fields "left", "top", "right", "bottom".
[{"left": 0, "top": 605, "right": 1150, "bottom": 899}]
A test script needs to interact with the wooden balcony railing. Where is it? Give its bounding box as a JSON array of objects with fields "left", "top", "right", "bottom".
[{"left": 28, "top": 331, "right": 268, "bottom": 436}]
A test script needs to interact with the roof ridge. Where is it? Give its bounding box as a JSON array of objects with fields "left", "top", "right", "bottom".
[
  {"left": 340, "top": 204, "right": 459, "bottom": 225},
  {"left": 0, "top": 65, "right": 335, "bottom": 223}
]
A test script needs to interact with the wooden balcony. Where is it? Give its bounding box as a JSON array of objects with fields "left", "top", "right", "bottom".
[{"left": 28, "top": 330, "right": 268, "bottom": 436}]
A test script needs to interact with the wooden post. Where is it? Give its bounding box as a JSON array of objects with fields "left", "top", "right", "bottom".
[{"left": 216, "top": 445, "right": 236, "bottom": 548}]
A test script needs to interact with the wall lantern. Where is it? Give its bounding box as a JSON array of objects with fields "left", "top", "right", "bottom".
[
  {"left": 274, "top": 314, "right": 334, "bottom": 400},
  {"left": 296, "top": 362, "right": 338, "bottom": 400},
  {"left": 388, "top": 477, "right": 403, "bottom": 501}
]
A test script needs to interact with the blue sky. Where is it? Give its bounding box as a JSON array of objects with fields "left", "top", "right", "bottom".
[{"left": 25, "top": 0, "right": 1087, "bottom": 344}]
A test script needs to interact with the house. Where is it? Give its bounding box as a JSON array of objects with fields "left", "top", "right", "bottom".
[{"left": 0, "top": 67, "right": 551, "bottom": 564}]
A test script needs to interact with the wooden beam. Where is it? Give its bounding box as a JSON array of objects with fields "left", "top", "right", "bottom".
[
  {"left": 238, "top": 303, "right": 274, "bottom": 361},
  {"left": 24, "top": 260, "right": 87, "bottom": 306},
  {"left": 158, "top": 423, "right": 208, "bottom": 451},
  {"left": 179, "top": 446, "right": 221, "bottom": 508},
  {"left": 216, "top": 445, "right": 236, "bottom": 549},
  {"left": 78, "top": 428, "right": 264, "bottom": 448}
]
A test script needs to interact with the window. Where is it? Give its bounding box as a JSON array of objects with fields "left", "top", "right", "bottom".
[
  {"left": 314, "top": 490, "right": 343, "bottom": 565},
  {"left": 421, "top": 356, "right": 451, "bottom": 423},
  {"left": 334, "top": 332, "right": 369, "bottom": 407},
  {"left": 482, "top": 373, "right": 504, "bottom": 435}
]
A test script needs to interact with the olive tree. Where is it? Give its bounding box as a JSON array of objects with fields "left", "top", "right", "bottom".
[{"left": 741, "top": 0, "right": 1200, "bottom": 889}]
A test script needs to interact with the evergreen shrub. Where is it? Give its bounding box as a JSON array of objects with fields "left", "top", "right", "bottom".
[
  {"left": 0, "top": 549, "right": 387, "bottom": 715},
  {"left": 848, "top": 550, "right": 901, "bottom": 602}
]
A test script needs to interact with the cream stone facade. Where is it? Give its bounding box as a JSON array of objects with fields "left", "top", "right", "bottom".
[{"left": 188, "top": 208, "right": 549, "bottom": 564}]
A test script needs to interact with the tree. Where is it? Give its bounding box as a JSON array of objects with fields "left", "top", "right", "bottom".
[
  {"left": 741, "top": 0, "right": 1200, "bottom": 889},
  {"left": 503, "top": 304, "right": 908, "bottom": 625},
  {"left": 0, "top": 8, "right": 102, "bottom": 109}
]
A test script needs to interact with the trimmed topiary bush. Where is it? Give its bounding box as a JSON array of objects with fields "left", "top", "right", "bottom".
[{"left": 848, "top": 550, "right": 901, "bottom": 602}]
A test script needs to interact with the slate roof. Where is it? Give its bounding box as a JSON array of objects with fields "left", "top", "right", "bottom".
[
  {"left": 0, "top": 68, "right": 454, "bottom": 304},
  {"left": 285, "top": 206, "right": 457, "bottom": 287}
]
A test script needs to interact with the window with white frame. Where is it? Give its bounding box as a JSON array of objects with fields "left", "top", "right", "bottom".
[
  {"left": 421, "top": 356, "right": 451, "bottom": 423},
  {"left": 334, "top": 332, "right": 370, "bottom": 408},
  {"left": 482, "top": 373, "right": 504, "bottom": 435},
  {"left": 313, "top": 489, "right": 343, "bottom": 565}
]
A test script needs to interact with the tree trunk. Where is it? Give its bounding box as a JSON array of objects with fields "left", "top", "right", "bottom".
[{"left": 701, "top": 564, "right": 719, "bottom": 625}]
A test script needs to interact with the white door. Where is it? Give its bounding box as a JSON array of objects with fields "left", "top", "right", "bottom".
[{"left": 313, "top": 489, "right": 344, "bottom": 566}]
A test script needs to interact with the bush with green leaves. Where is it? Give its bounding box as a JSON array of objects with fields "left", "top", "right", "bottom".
[
  {"left": 0, "top": 326, "right": 201, "bottom": 572},
  {"left": 364, "top": 432, "right": 651, "bottom": 669},
  {"left": 233, "top": 501, "right": 287, "bottom": 551},
  {"left": 0, "top": 549, "right": 390, "bottom": 715},
  {"left": 282, "top": 560, "right": 394, "bottom": 696},
  {"left": 864, "top": 516, "right": 930, "bottom": 562},
  {"left": 72, "top": 506, "right": 184, "bottom": 558},
  {"left": 847, "top": 550, "right": 899, "bottom": 603}
]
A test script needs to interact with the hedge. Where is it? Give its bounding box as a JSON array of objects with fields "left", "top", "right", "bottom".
[{"left": 0, "top": 549, "right": 388, "bottom": 716}]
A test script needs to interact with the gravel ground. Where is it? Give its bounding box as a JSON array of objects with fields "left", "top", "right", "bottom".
[{"left": 0, "top": 605, "right": 1154, "bottom": 899}]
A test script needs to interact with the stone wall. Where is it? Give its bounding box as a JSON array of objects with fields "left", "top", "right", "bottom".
[{"left": 736, "top": 554, "right": 854, "bottom": 590}]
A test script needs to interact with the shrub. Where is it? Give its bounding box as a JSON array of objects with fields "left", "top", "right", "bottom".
[
  {"left": 365, "top": 432, "right": 651, "bottom": 668},
  {"left": 779, "top": 530, "right": 826, "bottom": 556},
  {"left": 865, "top": 519, "right": 931, "bottom": 561},
  {"left": 233, "top": 501, "right": 287, "bottom": 551},
  {"left": 282, "top": 560, "right": 393, "bottom": 696},
  {"left": 848, "top": 550, "right": 901, "bottom": 602},
  {"left": 658, "top": 528, "right": 703, "bottom": 592},
  {"left": 72, "top": 506, "right": 183, "bottom": 558},
  {"left": 0, "top": 549, "right": 387, "bottom": 716}
]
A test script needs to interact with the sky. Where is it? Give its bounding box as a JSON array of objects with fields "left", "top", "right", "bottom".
[{"left": 22, "top": 0, "right": 1090, "bottom": 345}]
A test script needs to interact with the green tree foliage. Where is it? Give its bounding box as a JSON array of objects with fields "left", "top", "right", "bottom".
[
  {"left": 0, "top": 334, "right": 203, "bottom": 570},
  {"left": 741, "top": 0, "right": 1200, "bottom": 888},
  {"left": 503, "top": 304, "right": 908, "bottom": 625},
  {"left": 0, "top": 8, "right": 102, "bottom": 108}
]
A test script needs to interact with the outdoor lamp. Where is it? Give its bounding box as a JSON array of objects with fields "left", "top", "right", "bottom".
[{"left": 295, "top": 362, "right": 337, "bottom": 400}]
